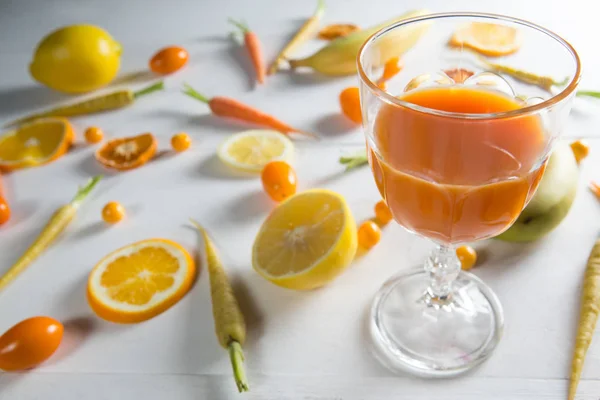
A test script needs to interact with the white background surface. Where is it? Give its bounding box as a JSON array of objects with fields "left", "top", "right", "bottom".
[{"left": 1, "top": 0, "right": 600, "bottom": 399}]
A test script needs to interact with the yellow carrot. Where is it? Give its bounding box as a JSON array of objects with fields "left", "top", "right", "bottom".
[
  {"left": 190, "top": 220, "right": 248, "bottom": 392},
  {"left": 477, "top": 56, "right": 567, "bottom": 91},
  {"left": 268, "top": 0, "right": 325, "bottom": 75},
  {"left": 569, "top": 239, "right": 600, "bottom": 400},
  {"left": 4, "top": 81, "right": 164, "bottom": 127},
  {"left": 0, "top": 176, "right": 102, "bottom": 291},
  {"left": 287, "top": 9, "right": 429, "bottom": 76}
]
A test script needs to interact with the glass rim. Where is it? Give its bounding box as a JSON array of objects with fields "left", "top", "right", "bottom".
[{"left": 357, "top": 12, "right": 582, "bottom": 120}]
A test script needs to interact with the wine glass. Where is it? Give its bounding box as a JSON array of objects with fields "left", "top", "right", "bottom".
[{"left": 357, "top": 12, "right": 580, "bottom": 377}]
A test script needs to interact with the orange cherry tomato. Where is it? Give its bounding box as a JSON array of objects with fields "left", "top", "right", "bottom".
[
  {"left": 358, "top": 220, "right": 381, "bottom": 249},
  {"left": 0, "top": 316, "right": 63, "bottom": 371},
  {"left": 261, "top": 161, "right": 297, "bottom": 202},
  {"left": 456, "top": 245, "right": 477, "bottom": 270},
  {"left": 171, "top": 132, "right": 191, "bottom": 152},
  {"left": 102, "top": 201, "right": 125, "bottom": 224},
  {"left": 149, "top": 46, "right": 189, "bottom": 75},
  {"left": 84, "top": 126, "right": 104, "bottom": 144},
  {"left": 0, "top": 196, "right": 10, "bottom": 225},
  {"left": 339, "top": 87, "right": 362, "bottom": 124},
  {"left": 374, "top": 200, "right": 393, "bottom": 225}
]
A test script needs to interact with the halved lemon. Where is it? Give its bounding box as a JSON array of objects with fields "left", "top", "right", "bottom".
[
  {"left": 252, "top": 189, "right": 357, "bottom": 290},
  {"left": 87, "top": 239, "right": 196, "bottom": 323},
  {"left": 0, "top": 117, "right": 74, "bottom": 171},
  {"left": 449, "top": 22, "right": 522, "bottom": 57},
  {"left": 217, "top": 129, "right": 294, "bottom": 173}
]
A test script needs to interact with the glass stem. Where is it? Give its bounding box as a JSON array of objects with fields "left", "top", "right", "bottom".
[{"left": 424, "top": 244, "right": 461, "bottom": 302}]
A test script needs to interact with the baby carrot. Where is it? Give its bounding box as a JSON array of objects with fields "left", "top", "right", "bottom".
[
  {"left": 0, "top": 176, "right": 102, "bottom": 291},
  {"left": 569, "top": 239, "right": 600, "bottom": 400},
  {"left": 182, "top": 84, "right": 317, "bottom": 139},
  {"left": 0, "top": 174, "right": 9, "bottom": 225},
  {"left": 5, "top": 81, "right": 164, "bottom": 127},
  {"left": 229, "top": 19, "right": 266, "bottom": 84},
  {"left": 268, "top": 0, "right": 325, "bottom": 75},
  {"left": 190, "top": 220, "right": 248, "bottom": 392}
]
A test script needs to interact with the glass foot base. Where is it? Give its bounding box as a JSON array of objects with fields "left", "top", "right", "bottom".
[{"left": 369, "top": 267, "right": 504, "bottom": 378}]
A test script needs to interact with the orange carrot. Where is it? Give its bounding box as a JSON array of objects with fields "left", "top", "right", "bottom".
[
  {"left": 379, "top": 57, "right": 403, "bottom": 83},
  {"left": 182, "top": 84, "right": 317, "bottom": 139},
  {"left": 229, "top": 19, "right": 266, "bottom": 84},
  {"left": 590, "top": 181, "right": 600, "bottom": 200},
  {"left": 0, "top": 174, "right": 9, "bottom": 225}
]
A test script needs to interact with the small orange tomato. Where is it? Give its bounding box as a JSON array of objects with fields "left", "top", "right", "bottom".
[
  {"left": 171, "top": 132, "right": 191, "bottom": 152},
  {"left": 261, "top": 161, "right": 297, "bottom": 202},
  {"left": 0, "top": 196, "right": 10, "bottom": 225},
  {"left": 456, "top": 245, "right": 477, "bottom": 270},
  {"left": 0, "top": 316, "right": 63, "bottom": 371},
  {"left": 84, "top": 127, "right": 104, "bottom": 144},
  {"left": 374, "top": 200, "right": 393, "bottom": 225},
  {"left": 149, "top": 46, "right": 189, "bottom": 75},
  {"left": 102, "top": 201, "right": 125, "bottom": 224},
  {"left": 358, "top": 220, "right": 381, "bottom": 249},
  {"left": 339, "top": 87, "right": 362, "bottom": 124}
]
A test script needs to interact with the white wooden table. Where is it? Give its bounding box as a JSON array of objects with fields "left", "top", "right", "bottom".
[{"left": 1, "top": 0, "right": 600, "bottom": 398}]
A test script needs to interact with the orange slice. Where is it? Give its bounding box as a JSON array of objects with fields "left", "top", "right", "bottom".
[
  {"left": 87, "top": 239, "right": 196, "bottom": 323},
  {"left": 449, "top": 22, "right": 522, "bottom": 57},
  {"left": 95, "top": 133, "right": 157, "bottom": 170},
  {"left": 0, "top": 118, "right": 74, "bottom": 171}
]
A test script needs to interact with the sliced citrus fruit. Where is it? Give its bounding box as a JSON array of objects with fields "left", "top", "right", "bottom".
[
  {"left": 87, "top": 239, "right": 196, "bottom": 323},
  {"left": 0, "top": 117, "right": 74, "bottom": 171},
  {"left": 252, "top": 189, "right": 357, "bottom": 290},
  {"left": 217, "top": 129, "right": 294, "bottom": 173},
  {"left": 449, "top": 22, "right": 522, "bottom": 57},
  {"left": 95, "top": 132, "right": 157, "bottom": 170}
]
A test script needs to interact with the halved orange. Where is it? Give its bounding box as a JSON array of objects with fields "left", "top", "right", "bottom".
[
  {"left": 95, "top": 133, "right": 157, "bottom": 170},
  {"left": 87, "top": 239, "right": 196, "bottom": 323},
  {"left": 0, "top": 117, "right": 74, "bottom": 171},
  {"left": 449, "top": 22, "right": 522, "bottom": 57}
]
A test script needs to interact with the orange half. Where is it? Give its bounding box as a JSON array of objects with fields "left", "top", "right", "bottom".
[
  {"left": 449, "top": 22, "right": 522, "bottom": 57},
  {"left": 95, "top": 133, "right": 157, "bottom": 170},
  {"left": 87, "top": 239, "right": 196, "bottom": 323},
  {"left": 0, "top": 118, "right": 74, "bottom": 171}
]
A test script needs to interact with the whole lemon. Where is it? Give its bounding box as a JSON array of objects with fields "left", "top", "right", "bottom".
[{"left": 30, "top": 25, "right": 121, "bottom": 94}]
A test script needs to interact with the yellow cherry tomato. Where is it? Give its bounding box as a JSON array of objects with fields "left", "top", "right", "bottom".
[
  {"left": 171, "top": 132, "right": 191, "bottom": 152},
  {"left": 84, "top": 126, "right": 104, "bottom": 144},
  {"left": 102, "top": 201, "right": 125, "bottom": 224},
  {"left": 358, "top": 220, "right": 381, "bottom": 249},
  {"left": 456, "top": 245, "right": 477, "bottom": 270}
]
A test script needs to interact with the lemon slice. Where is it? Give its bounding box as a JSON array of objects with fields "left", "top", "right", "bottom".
[
  {"left": 87, "top": 239, "right": 196, "bottom": 323},
  {"left": 252, "top": 189, "right": 357, "bottom": 290},
  {"left": 449, "top": 22, "right": 522, "bottom": 57},
  {"left": 217, "top": 129, "right": 294, "bottom": 173}
]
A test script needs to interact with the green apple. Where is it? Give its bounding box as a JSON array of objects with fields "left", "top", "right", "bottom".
[{"left": 495, "top": 141, "right": 579, "bottom": 242}]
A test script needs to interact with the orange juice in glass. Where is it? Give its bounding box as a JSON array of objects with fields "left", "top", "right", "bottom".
[{"left": 358, "top": 13, "right": 580, "bottom": 377}]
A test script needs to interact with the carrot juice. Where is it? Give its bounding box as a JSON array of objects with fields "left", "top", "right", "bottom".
[{"left": 368, "top": 85, "right": 547, "bottom": 244}]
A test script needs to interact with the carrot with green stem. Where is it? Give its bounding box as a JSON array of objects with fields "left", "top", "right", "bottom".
[
  {"left": 182, "top": 83, "right": 317, "bottom": 139},
  {"left": 569, "top": 239, "right": 600, "bottom": 400},
  {"left": 190, "top": 220, "right": 248, "bottom": 392},
  {"left": 229, "top": 18, "right": 266, "bottom": 84},
  {"left": 268, "top": 0, "right": 325, "bottom": 75},
  {"left": 4, "top": 81, "right": 164, "bottom": 127},
  {"left": 0, "top": 176, "right": 102, "bottom": 291}
]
